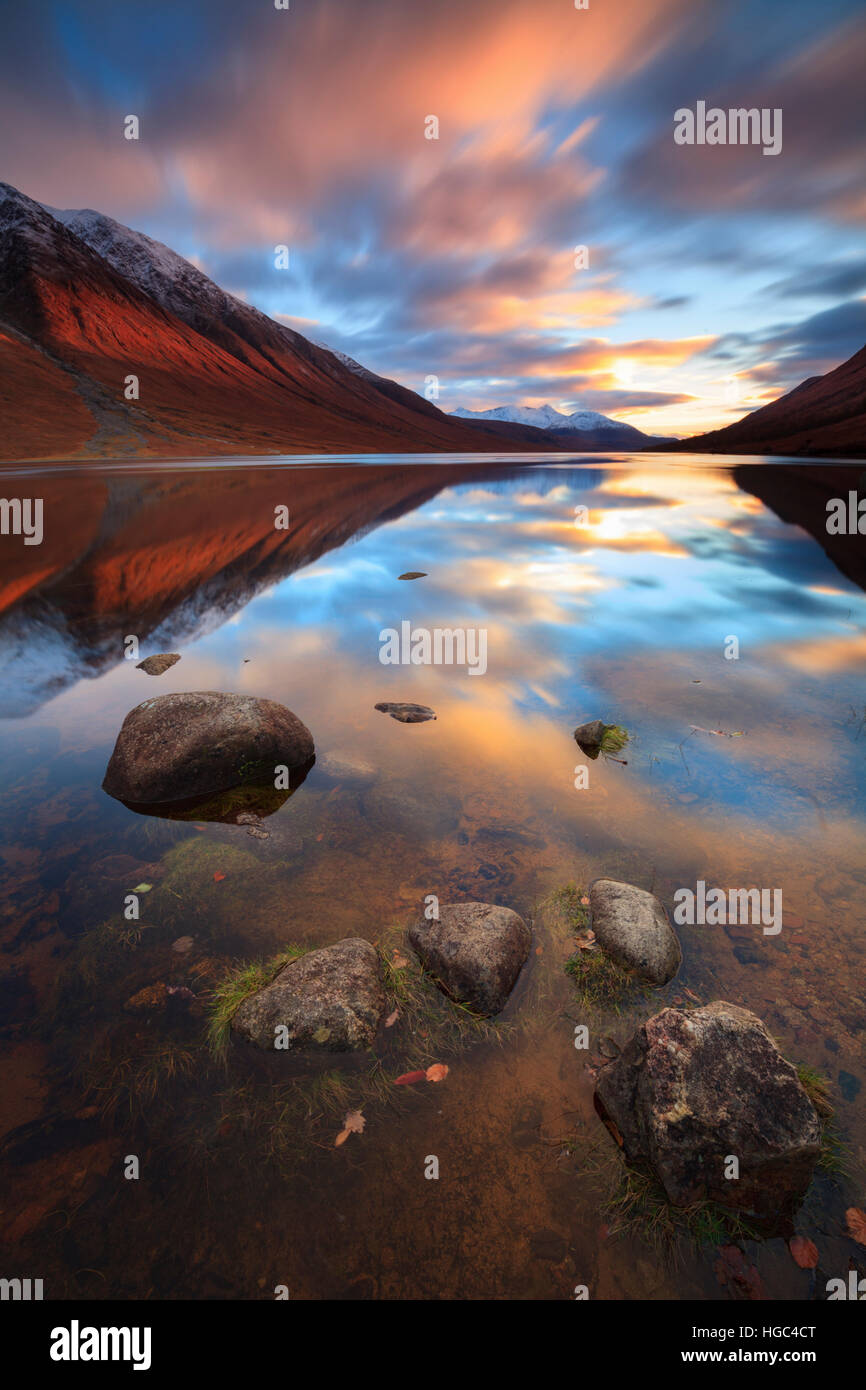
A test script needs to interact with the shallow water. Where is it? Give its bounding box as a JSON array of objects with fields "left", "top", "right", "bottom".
[{"left": 0, "top": 452, "right": 864, "bottom": 1300}]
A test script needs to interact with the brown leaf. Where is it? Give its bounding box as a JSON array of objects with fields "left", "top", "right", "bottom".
[
  {"left": 394, "top": 1070, "right": 427, "bottom": 1086},
  {"left": 845, "top": 1207, "right": 866, "bottom": 1245},
  {"left": 425, "top": 1063, "right": 449, "bottom": 1083},
  {"left": 683, "top": 987, "right": 700, "bottom": 1003},
  {"left": 343, "top": 1109, "right": 365, "bottom": 1134},
  {"left": 788, "top": 1235, "right": 819, "bottom": 1269},
  {"left": 334, "top": 1129, "right": 350, "bottom": 1147},
  {"left": 391, "top": 949, "right": 409, "bottom": 969},
  {"left": 384, "top": 1009, "right": 399, "bottom": 1028}
]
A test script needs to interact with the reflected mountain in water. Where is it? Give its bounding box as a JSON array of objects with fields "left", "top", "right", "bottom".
[{"left": 0, "top": 460, "right": 603, "bottom": 717}]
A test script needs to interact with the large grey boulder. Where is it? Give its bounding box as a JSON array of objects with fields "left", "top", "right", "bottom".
[
  {"left": 102, "top": 691, "right": 314, "bottom": 805},
  {"left": 232, "top": 938, "right": 385, "bottom": 1051},
  {"left": 408, "top": 901, "right": 531, "bottom": 1016},
  {"left": 595, "top": 1002, "right": 822, "bottom": 1217},
  {"left": 589, "top": 878, "right": 681, "bottom": 985}
]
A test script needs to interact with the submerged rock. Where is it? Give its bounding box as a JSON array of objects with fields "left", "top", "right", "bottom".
[
  {"left": 594, "top": 1001, "right": 822, "bottom": 1217},
  {"left": 102, "top": 691, "right": 314, "bottom": 806},
  {"left": 374, "top": 702, "right": 436, "bottom": 723},
  {"left": 408, "top": 901, "right": 531, "bottom": 1016},
  {"left": 136, "top": 653, "right": 181, "bottom": 676},
  {"left": 232, "top": 939, "right": 385, "bottom": 1052},
  {"left": 589, "top": 878, "right": 681, "bottom": 985}
]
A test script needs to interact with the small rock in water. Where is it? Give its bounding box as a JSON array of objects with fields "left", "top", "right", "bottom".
[
  {"left": 595, "top": 1001, "right": 822, "bottom": 1218},
  {"left": 589, "top": 878, "right": 681, "bottom": 985},
  {"left": 232, "top": 938, "right": 385, "bottom": 1051},
  {"left": 247, "top": 825, "right": 270, "bottom": 839},
  {"left": 573, "top": 719, "right": 607, "bottom": 758},
  {"left": 136, "top": 653, "right": 181, "bottom": 676},
  {"left": 408, "top": 901, "right": 531, "bottom": 1016},
  {"left": 397, "top": 571, "right": 427, "bottom": 580},
  {"left": 374, "top": 702, "right": 436, "bottom": 723},
  {"left": 172, "top": 936, "right": 194, "bottom": 954}
]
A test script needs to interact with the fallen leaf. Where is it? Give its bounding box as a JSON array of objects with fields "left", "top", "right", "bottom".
[
  {"left": 535, "top": 945, "right": 544, "bottom": 956},
  {"left": 788, "top": 1236, "right": 819, "bottom": 1269},
  {"left": 580, "top": 896, "right": 590, "bottom": 906},
  {"left": 394, "top": 1070, "right": 427, "bottom": 1086},
  {"left": 425, "top": 1063, "right": 449, "bottom": 1083},
  {"left": 334, "top": 1129, "right": 350, "bottom": 1147},
  {"left": 391, "top": 949, "right": 409, "bottom": 969},
  {"left": 385, "top": 1009, "right": 399, "bottom": 1028},
  {"left": 575, "top": 930, "right": 597, "bottom": 952},
  {"left": 343, "top": 1109, "right": 365, "bottom": 1134},
  {"left": 132, "top": 883, "right": 152, "bottom": 893},
  {"left": 213, "top": 872, "right": 225, "bottom": 882},
  {"left": 683, "top": 987, "right": 700, "bottom": 1003},
  {"left": 845, "top": 1207, "right": 866, "bottom": 1245}
]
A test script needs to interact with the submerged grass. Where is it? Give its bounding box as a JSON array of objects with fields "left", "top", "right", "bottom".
[
  {"left": 795, "top": 1062, "right": 850, "bottom": 1177},
  {"left": 206, "top": 945, "right": 309, "bottom": 1059},
  {"left": 553, "top": 882, "right": 654, "bottom": 1013}
]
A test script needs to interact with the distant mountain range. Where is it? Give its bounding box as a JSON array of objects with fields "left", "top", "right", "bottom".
[
  {"left": 662, "top": 346, "right": 866, "bottom": 458},
  {"left": 453, "top": 403, "right": 676, "bottom": 449}
]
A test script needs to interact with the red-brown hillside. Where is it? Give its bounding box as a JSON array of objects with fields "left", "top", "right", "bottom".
[
  {"left": 669, "top": 346, "right": 866, "bottom": 458},
  {"left": 0, "top": 182, "right": 561, "bottom": 462}
]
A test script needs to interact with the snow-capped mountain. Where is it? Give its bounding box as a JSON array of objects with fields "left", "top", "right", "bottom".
[
  {"left": 453, "top": 403, "right": 675, "bottom": 447},
  {"left": 453, "top": 403, "right": 620, "bottom": 432}
]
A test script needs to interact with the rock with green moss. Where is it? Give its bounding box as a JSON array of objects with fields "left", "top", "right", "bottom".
[
  {"left": 102, "top": 691, "right": 314, "bottom": 807},
  {"left": 231, "top": 938, "right": 385, "bottom": 1052}
]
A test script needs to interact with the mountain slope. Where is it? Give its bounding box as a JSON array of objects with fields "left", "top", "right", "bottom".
[
  {"left": 0, "top": 182, "right": 564, "bottom": 461},
  {"left": 667, "top": 346, "right": 866, "bottom": 457},
  {"left": 453, "top": 402, "right": 675, "bottom": 449}
]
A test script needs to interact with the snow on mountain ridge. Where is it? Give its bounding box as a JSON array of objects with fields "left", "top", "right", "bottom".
[{"left": 452, "top": 403, "right": 622, "bottom": 432}]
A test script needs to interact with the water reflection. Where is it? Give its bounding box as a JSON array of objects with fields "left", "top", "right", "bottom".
[{"left": 0, "top": 454, "right": 864, "bottom": 1300}]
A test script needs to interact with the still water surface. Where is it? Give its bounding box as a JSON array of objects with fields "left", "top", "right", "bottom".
[{"left": 0, "top": 453, "right": 863, "bottom": 1299}]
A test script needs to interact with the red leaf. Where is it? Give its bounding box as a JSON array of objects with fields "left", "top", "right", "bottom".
[
  {"left": 394, "top": 1070, "right": 427, "bottom": 1086},
  {"left": 788, "top": 1235, "right": 819, "bottom": 1269},
  {"left": 213, "top": 872, "right": 226, "bottom": 882}
]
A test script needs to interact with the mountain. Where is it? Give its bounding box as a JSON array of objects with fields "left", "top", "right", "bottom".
[
  {"left": 665, "top": 346, "right": 866, "bottom": 458},
  {"left": 453, "top": 403, "right": 675, "bottom": 449},
  {"left": 0, "top": 182, "right": 565, "bottom": 462}
]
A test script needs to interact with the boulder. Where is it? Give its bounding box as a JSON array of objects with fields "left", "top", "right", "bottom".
[
  {"left": 594, "top": 1002, "right": 822, "bottom": 1217},
  {"left": 231, "top": 938, "right": 385, "bottom": 1051},
  {"left": 408, "top": 901, "right": 531, "bottom": 1016},
  {"left": 589, "top": 878, "right": 681, "bottom": 984},
  {"left": 102, "top": 691, "right": 314, "bottom": 806}
]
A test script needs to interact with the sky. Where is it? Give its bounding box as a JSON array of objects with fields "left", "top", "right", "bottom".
[{"left": 1, "top": 0, "right": 864, "bottom": 436}]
